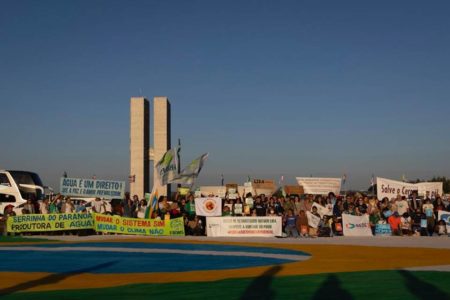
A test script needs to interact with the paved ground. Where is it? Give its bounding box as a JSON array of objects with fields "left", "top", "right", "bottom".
[
  {"left": 35, "top": 234, "right": 450, "bottom": 249},
  {"left": 1, "top": 235, "right": 450, "bottom": 299}
]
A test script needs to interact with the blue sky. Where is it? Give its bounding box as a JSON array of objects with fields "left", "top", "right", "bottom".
[{"left": 1, "top": 1, "right": 449, "bottom": 191}]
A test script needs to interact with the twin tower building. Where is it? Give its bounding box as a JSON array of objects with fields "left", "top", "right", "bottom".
[{"left": 130, "top": 96, "right": 171, "bottom": 199}]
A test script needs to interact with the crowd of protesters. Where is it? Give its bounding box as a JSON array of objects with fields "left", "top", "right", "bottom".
[
  {"left": 1, "top": 189, "right": 449, "bottom": 237},
  {"left": 178, "top": 190, "right": 450, "bottom": 237}
]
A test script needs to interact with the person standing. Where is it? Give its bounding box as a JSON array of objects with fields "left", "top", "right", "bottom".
[
  {"left": 422, "top": 199, "right": 435, "bottom": 236},
  {"left": 39, "top": 198, "right": 50, "bottom": 214}
]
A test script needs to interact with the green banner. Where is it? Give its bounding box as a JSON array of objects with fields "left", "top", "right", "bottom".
[
  {"left": 7, "top": 213, "right": 94, "bottom": 233},
  {"left": 93, "top": 213, "right": 185, "bottom": 236}
]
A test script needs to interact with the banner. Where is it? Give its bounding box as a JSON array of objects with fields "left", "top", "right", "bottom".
[
  {"left": 7, "top": 213, "right": 94, "bottom": 233},
  {"left": 377, "top": 177, "right": 442, "bottom": 200},
  {"left": 155, "top": 147, "right": 180, "bottom": 185},
  {"left": 93, "top": 213, "right": 185, "bottom": 236},
  {"left": 296, "top": 177, "right": 341, "bottom": 195},
  {"left": 206, "top": 216, "right": 282, "bottom": 237},
  {"left": 195, "top": 197, "right": 222, "bottom": 217},
  {"left": 342, "top": 214, "right": 372, "bottom": 236},
  {"left": 306, "top": 211, "right": 321, "bottom": 228},
  {"left": 375, "top": 224, "right": 392, "bottom": 236},
  {"left": 438, "top": 210, "right": 450, "bottom": 234},
  {"left": 416, "top": 182, "right": 443, "bottom": 198},
  {"left": 60, "top": 177, "right": 125, "bottom": 199},
  {"left": 377, "top": 177, "right": 418, "bottom": 199}
]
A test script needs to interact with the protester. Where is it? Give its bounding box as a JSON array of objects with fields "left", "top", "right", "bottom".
[{"left": 284, "top": 209, "right": 298, "bottom": 238}]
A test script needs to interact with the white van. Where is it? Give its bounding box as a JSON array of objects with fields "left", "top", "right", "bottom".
[{"left": 0, "top": 170, "right": 45, "bottom": 215}]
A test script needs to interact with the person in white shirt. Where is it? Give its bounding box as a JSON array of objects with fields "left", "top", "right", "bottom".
[
  {"left": 396, "top": 196, "right": 409, "bottom": 216},
  {"left": 63, "top": 198, "right": 75, "bottom": 213},
  {"left": 39, "top": 199, "right": 50, "bottom": 214},
  {"left": 92, "top": 198, "right": 107, "bottom": 214}
]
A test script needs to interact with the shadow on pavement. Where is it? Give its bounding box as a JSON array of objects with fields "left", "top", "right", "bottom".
[
  {"left": 240, "top": 265, "right": 282, "bottom": 300},
  {"left": 312, "top": 274, "right": 353, "bottom": 300},
  {"left": 398, "top": 270, "right": 449, "bottom": 299},
  {"left": 0, "top": 260, "right": 119, "bottom": 297}
]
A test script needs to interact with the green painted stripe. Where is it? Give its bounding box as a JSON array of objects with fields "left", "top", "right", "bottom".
[{"left": 1, "top": 270, "right": 449, "bottom": 299}]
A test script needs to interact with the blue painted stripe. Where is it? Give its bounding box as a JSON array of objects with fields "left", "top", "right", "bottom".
[{"left": 0, "top": 250, "right": 292, "bottom": 273}]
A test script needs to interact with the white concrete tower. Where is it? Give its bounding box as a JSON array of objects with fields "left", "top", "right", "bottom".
[
  {"left": 129, "top": 97, "right": 149, "bottom": 199},
  {"left": 150, "top": 96, "right": 171, "bottom": 197}
]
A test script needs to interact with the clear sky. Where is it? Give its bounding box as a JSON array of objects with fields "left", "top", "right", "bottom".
[{"left": 1, "top": 0, "right": 449, "bottom": 191}]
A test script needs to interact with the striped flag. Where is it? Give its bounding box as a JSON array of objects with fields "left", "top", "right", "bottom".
[{"left": 144, "top": 186, "right": 158, "bottom": 219}]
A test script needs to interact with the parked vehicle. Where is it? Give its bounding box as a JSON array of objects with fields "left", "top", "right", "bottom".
[{"left": 0, "top": 170, "right": 45, "bottom": 215}]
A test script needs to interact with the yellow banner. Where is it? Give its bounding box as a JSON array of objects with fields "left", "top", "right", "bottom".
[
  {"left": 93, "top": 213, "right": 185, "bottom": 236},
  {"left": 7, "top": 213, "right": 94, "bottom": 232}
]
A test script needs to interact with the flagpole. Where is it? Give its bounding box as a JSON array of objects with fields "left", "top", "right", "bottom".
[{"left": 177, "top": 139, "right": 181, "bottom": 191}]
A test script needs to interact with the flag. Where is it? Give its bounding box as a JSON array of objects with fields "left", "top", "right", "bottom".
[
  {"left": 144, "top": 185, "right": 158, "bottom": 219},
  {"left": 171, "top": 153, "right": 208, "bottom": 185},
  {"left": 195, "top": 197, "right": 222, "bottom": 217},
  {"left": 155, "top": 147, "right": 179, "bottom": 185},
  {"left": 371, "top": 174, "right": 375, "bottom": 187}
]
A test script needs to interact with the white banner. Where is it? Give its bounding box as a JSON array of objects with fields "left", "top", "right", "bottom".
[
  {"left": 377, "top": 177, "right": 443, "bottom": 200},
  {"left": 195, "top": 197, "right": 222, "bottom": 217},
  {"left": 342, "top": 214, "right": 372, "bottom": 236},
  {"left": 306, "top": 211, "right": 321, "bottom": 228},
  {"left": 296, "top": 177, "right": 341, "bottom": 195},
  {"left": 416, "top": 182, "right": 443, "bottom": 198},
  {"left": 60, "top": 177, "right": 125, "bottom": 199},
  {"left": 438, "top": 210, "right": 450, "bottom": 234},
  {"left": 206, "top": 217, "right": 282, "bottom": 237}
]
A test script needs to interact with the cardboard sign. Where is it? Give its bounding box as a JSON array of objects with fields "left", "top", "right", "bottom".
[
  {"left": 226, "top": 183, "right": 238, "bottom": 193},
  {"left": 284, "top": 185, "right": 304, "bottom": 196},
  {"left": 252, "top": 179, "right": 276, "bottom": 190}
]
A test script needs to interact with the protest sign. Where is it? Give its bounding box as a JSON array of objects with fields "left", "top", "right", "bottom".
[
  {"left": 93, "top": 213, "right": 185, "bottom": 236},
  {"left": 284, "top": 185, "right": 304, "bottom": 196},
  {"left": 234, "top": 203, "right": 243, "bottom": 215},
  {"left": 306, "top": 211, "right": 321, "bottom": 229},
  {"left": 296, "top": 177, "right": 341, "bottom": 195},
  {"left": 312, "top": 202, "right": 333, "bottom": 217},
  {"left": 375, "top": 224, "right": 392, "bottom": 236},
  {"left": 7, "top": 213, "right": 94, "bottom": 233},
  {"left": 226, "top": 183, "right": 238, "bottom": 193},
  {"left": 177, "top": 187, "right": 190, "bottom": 196},
  {"left": 438, "top": 210, "right": 450, "bottom": 233},
  {"left": 342, "top": 214, "right": 372, "bottom": 236},
  {"left": 218, "top": 188, "right": 226, "bottom": 198},
  {"left": 206, "top": 216, "right": 282, "bottom": 237},
  {"left": 195, "top": 197, "right": 222, "bottom": 216},
  {"left": 60, "top": 177, "right": 125, "bottom": 199},
  {"left": 252, "top": 179, "right": 276, "bottom": 190}
]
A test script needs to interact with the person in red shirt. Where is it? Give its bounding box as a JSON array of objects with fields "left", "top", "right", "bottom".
[{"left": 388, "top": 212, "right": 402, "bottom": 236}]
